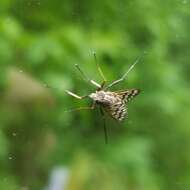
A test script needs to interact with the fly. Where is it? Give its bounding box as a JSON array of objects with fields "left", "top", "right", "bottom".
[{"left": 65, "top": 52, "right": 144, "bottom": 143}]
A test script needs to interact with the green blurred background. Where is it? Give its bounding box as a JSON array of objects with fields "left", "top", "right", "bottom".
[{"left": 0, "top": 0, "right": 190, "bottom": 189}]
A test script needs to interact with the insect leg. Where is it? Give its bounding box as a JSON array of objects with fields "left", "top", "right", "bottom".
[
  {"left": 75, "top": 64, "right": 101, "bottom": 88},
  {"left": 64, "top": 101, "right": 96, "bottom": 113},
  {"left": 65, "top": 90, "right": 88, "bottom": 99},
  {"left": 100, "top": 107, "right": 108, "bottom": 144},
  {"left": 105, "top": 52, "right": 146, "bottom": 89},
  {"left": 93, "top": 52, "right": 107, "bottom": 88}
]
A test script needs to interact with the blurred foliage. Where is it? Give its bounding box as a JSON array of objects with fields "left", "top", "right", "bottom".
[{"left": 0, "top": 0, "right": 190, "bottom": 189}]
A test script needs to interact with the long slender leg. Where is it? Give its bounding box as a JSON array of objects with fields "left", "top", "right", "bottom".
[
  {"left": 100, "top": 107, "right": 108, "bottom": 144},
  {"left": 65, "top": 90, "right": 88, "bottom": 99},
  {"left": 105, "top": 52, "right": 146, "bottom": 89},
  {"left": 93, "top": 52, "right": 107, "bottom": 88},
  {"left": 45, "top": 86, "right": 89, "bottom": 100},
  {"left": 75, "top": 64, "right": 101, "bottom": 88},
  {"left": 64, "top": 101, "right": 96, "bottom": 113}
]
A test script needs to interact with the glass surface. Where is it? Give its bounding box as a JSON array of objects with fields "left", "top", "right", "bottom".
[{"left": 0, "top": 0, "right": 190, "bottom": 189}]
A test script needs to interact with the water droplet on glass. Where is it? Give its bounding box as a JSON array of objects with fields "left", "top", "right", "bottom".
[
  {"left": 12, "top": 132, "right": 17, "bottom": 137},
  {"left": 8, "top": 156, "right": 13, "bottom": 160}
]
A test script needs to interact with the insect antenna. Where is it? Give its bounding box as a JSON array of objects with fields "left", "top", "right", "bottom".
[{"left": 105, "top": 51, "right": 146, "bottom": 89}]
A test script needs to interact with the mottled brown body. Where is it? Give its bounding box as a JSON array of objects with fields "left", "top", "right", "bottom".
[
  {"left": 65, "top": 52, "right": 143, "bottom": 143},
  {"left": 89, "top": 89, "right": 140, "bottom": 121}
]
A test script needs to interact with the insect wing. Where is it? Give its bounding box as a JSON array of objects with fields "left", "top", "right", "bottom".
[
  {"left": 103, "top": 89, "right": 140, "bottom": 121},
  {"left": 104, "top": 100, "right": 127, "bottom": 121},
  {"left": 117, "top": 89, "right": 140, "bottom": 102}
]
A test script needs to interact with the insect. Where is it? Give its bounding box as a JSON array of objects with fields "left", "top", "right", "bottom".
[{"left": 65, "top": 52, "right": 143, "bottom": 143}]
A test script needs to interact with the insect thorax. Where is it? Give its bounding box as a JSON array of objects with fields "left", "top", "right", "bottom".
[{"left": 89, "top": 90, "right": 119, "bottom": 105}]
